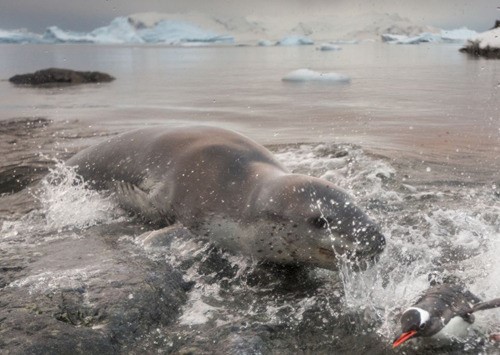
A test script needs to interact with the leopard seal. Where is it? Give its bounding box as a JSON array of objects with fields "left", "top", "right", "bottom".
[{"left": 66, "top": 126, "right": 386, "bottom": 270}]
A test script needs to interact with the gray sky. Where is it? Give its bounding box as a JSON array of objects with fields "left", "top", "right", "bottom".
[{"left": 0, "top": 0, "right": 499, "bottom": 32}]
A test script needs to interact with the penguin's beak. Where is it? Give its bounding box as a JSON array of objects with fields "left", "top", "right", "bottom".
[{"left": 392, "top": 330, "right": 417, "bottom": 348}]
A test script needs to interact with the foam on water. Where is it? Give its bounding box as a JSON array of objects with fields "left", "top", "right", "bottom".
[
  {"left": 273, "top": 143, "right": 500, "bottom": 341},
  {"left": 126, "top": 142, "right": 499, "bottom": 348},
  {"left": 9, "top": 267, "right": 102, "bottom": 295}
]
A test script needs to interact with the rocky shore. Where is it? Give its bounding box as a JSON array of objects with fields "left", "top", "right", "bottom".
[{"left": 460, "top": 22, "right": 500, "bottom": 58}]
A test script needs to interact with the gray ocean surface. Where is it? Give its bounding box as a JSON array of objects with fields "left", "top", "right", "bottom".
[
  {"left": 0, "top": 43, "right": 499, "bottom": 354},
  {"left": 1, "top": 42, "right": 499, "bottom": 154}
]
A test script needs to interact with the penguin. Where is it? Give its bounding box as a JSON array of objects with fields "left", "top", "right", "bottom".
[{"left": 393, "top": 284, "right": 500, "bottom": 348}]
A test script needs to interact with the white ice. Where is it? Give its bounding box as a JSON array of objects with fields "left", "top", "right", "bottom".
[
  {"left": 466, "top": 27, "right": 500, "bottom": 49},
  {"left": 0, "top": 28, "right": 43, "bottom": 44},
  {"left": 440, "top": 27, "right": 477, "bottom": 42},
  {"left": 0, "top": 11, "right": 483, "bottom": 45},
  {"left": 257, "top": 39, "right": 274, "bottom": 46},
  {"left": 24, "top": 16, "right": 233, "bottom": 45},
  {"left": 318, "top": 43, "right": 342, "bottom": 51},
  {"left": 138, "top": 19, "right": 233, "bottom": 44},
  {"left": 382, "top": 27, "right": 477, "bottom": 45},
  {"left": 276, "top": 35, "right": 314, "bottom": 46},
  {"left": 282, "top": 68, "right": 350, "bottom": 83},
  {"left": 381, "top": 32, "right": 440, "bottom": 45}
]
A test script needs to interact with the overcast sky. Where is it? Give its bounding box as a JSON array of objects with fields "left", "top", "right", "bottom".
[{"left": 0, "top": 1, "right": 499, "bottom": 32}]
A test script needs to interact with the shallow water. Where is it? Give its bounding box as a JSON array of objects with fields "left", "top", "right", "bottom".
[{"left": 0, "top": 43, "right": 499, "bottom": 353}]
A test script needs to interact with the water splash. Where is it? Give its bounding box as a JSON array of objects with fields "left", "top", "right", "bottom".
[
  {"left": 275, "top": 143, "right": 500, "bottom": 343},
  {"left": 38, "top": 159, "right": 123, "bottom": 231}
]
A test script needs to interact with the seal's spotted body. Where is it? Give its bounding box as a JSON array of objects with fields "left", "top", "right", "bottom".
[{"left": 67, "top": 126, "right": 386, "bottom": 270}]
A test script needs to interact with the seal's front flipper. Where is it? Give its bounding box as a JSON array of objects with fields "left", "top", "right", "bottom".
[{"left": 114, "top": 181, "right": 161, "bottom": 222}]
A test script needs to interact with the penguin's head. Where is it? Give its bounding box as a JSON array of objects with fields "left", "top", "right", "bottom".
[{"left": 393, "top": 307, "right": 442, "bottom": 348}]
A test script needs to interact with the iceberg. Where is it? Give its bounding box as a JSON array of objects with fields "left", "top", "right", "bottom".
[
  {"left": 382, "top": 27, "right": 477, "bottom": 45},
  {"left": 3, "top": 16, "right": 232, "bottom": 45},
  {"left": 0, "top": 12, "right": 480, "bottom": 46},
  {"left": 330, "top": 39, "right": 359, "bottom": 45},
  {"left": 90, "top": 17, "right": 144, "bottom": 44},
  {"left": 0, "top": 29, "right": 43, "bottom": 44},
  {"left": 138, "top": 20, "right": 233, "bottom": 44},
  {"left": 43, "top": 26, "right": 94, "bottom": 43},
  {"left": 282, "top": 69, "right": 350, "bottom": 83},
  {"left": 381, "top": 32, "right": 439, "bottom": 44},
  {"left": 43, "top": 18, "right": 144, "bottom": 44},
  {"left": 257, "top": 39, "right": 274, "bottom": 46},
  {"left": 440, "top": 27, "right": 477, "bottom": 42},
  {"left": 318, "top": 43, "right": 342, "bottom": 51},
  {"left": 276, "top": 36, "right": 314, "bottom": 46}
]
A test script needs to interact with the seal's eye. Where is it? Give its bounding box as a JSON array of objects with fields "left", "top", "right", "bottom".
[
  {"left": 419, "top": 323, "right": 426, "bottom": 330},
  {"left": 310, "top": 217, "right": 328, "bottom": 229}
]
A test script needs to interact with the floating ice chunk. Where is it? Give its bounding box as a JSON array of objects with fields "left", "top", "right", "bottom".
[
  {"left": 257, "top": 39, "right": 274, "bottom": 46},
  {"left": 318, "top": 43, "right": 342, "bottom": 51},
  {"left": 178, "top": 41, "right": 211, "bottom": 47},
  {"left": 277, "top": 35, "right": 314, "bottom": 46},
  {"left": 381, "top": 33, "right": 407, "bottom": 43},
  {"left": 282, "top": 69, "right": 350, "bottom": 83},
  {"left": 330, "top": 39, "right": 359, "bottom": 45}
]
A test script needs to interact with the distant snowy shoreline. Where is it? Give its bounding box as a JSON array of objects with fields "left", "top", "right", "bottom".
[
  {"left": 0, "top": 12, "right": 478, "bottom": 46},
  {"left": 460, "top": 26, "right": 500, "bottom": 58}
]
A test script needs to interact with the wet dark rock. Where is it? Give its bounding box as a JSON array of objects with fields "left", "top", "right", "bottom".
[
  {"left": 460, "top": 43, "right": 500, "bottom": 59},
  {"left": 0, "top": 118, "right": 108, "bottom": 197},
  {"left": 0, "top": 118, "right": 53, "bottom": 195},
  {"left": 0, "top": 227, "right": 189, "bottom": 355},
  {"left": 9, "top": 68, "right": 115, "bottom": 86}
]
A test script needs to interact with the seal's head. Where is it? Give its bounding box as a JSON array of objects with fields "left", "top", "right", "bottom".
[{"left": 249, "top": 174, "right": 386, "bottom": 270}]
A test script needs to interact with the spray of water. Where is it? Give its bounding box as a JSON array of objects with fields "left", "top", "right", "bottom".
[
  {"left": 38, "top": 159, "right": 123, "bottom": 231},
  {"left": 274, "top": 143, "right": 500, "bottom": 341}
]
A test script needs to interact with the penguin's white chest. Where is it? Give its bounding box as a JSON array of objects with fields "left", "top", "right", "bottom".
[{"left": 433, "top": 316, "right": 470, "bottom": 340}]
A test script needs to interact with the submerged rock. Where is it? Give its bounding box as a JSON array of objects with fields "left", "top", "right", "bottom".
[{"left": 9, "top": 68, "right": 115, "bottom": 86}]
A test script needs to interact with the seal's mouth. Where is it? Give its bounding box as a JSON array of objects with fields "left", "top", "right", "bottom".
[{"left": 318, "top": 245, "right": 381, "bottom": 271}]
